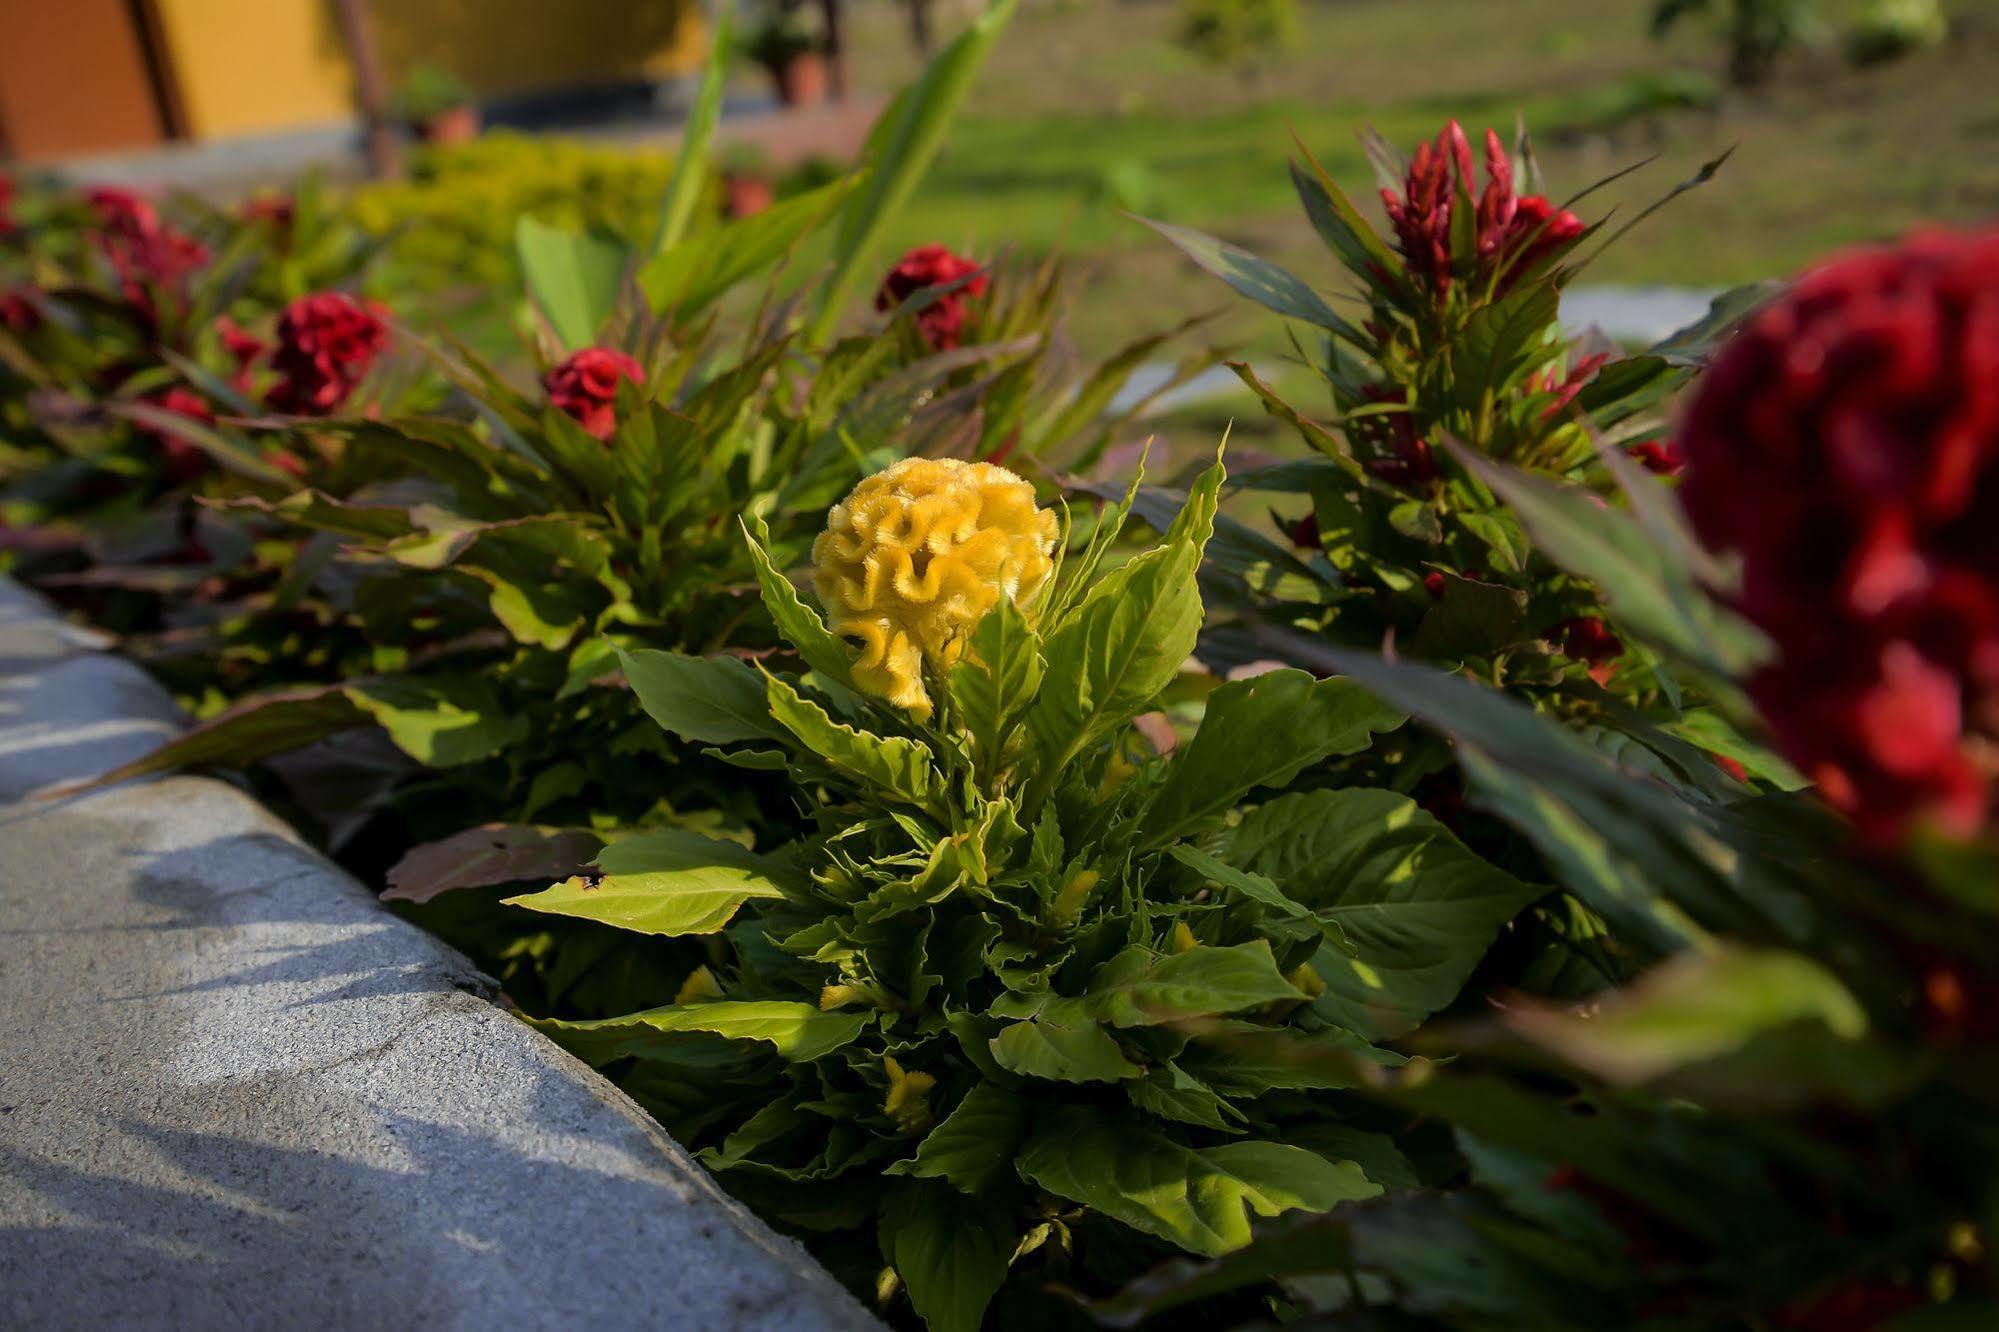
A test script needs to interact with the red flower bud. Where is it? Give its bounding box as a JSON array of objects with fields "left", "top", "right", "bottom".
[
  {"left": 543, "top": 346, "right": 645, "bottom": 441},
  {"left": 1680, "top": 227, "right": 1999, "bottom": 842},
  {"left": 1381, "top": 122, "right": 1585, "bottom": 300},
  {"left": 1422, "top": 570, "right": 1448, "bottom": 599},
  {"left": 876, "top": 244, "right": 988, "bottom": 351}
]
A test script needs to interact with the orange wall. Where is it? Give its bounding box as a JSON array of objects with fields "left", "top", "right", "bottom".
[{"left": 150, "top": 0, "right": 705, "bottom": 141}]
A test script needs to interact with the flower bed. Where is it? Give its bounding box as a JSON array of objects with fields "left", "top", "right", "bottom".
[{"left": 5, "top": 6, "right": 1998, "bottom": 1329}]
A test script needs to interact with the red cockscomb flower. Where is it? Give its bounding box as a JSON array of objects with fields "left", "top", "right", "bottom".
[
  {"left": 266, "top": 292, "right": 388, "bottom": 416},
  {"left": 84, "top": 186, "right": 210, "bottom": 328},
  {"left": 1558, "top": 615, "right": 1624, "bottom": 685},
  {"left": 543, "top": 347, "right": 645, "bottom": 441},
  {"left": 1381, "top": 122, "right": 1585, "bottom": 300},
  {"left": 876, "top": 245, "right": 988, "bottom": 351},
  {"left": 1680, "top": 227, "right": 1999, "bottom": 842}
]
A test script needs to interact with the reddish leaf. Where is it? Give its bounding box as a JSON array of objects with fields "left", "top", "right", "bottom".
[{"left": 383, "top": 823, "right": 606, "bottom": 904}]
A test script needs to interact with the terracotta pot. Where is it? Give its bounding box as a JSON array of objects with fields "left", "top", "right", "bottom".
[
  {"left": 419, "top": 104, "right": 481, "bottom": 145},
  {"left": 723, "top": 172, "right": 776, "bottom": 219},
  {"left": 770, "top": 51, "right": 826, "bottom": 107}
]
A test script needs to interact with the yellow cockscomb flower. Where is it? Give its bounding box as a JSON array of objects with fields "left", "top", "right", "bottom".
[{"left": 812, "top": 457, "right": 1058, "bottom": 720}]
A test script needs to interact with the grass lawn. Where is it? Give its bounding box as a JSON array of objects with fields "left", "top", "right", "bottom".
[{"left": 838, "top": 0, "right": 1999, "bottom": 357}]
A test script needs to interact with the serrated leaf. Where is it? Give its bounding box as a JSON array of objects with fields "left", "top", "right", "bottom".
[
  {"left": 504, "top": 828, "right": 800, "bottom": 935},
  {"left": 946, "top": 598, "right": 1044, "bottom": 778},
  {"left": 1145, "top": 669, "right": 1400, "bottom": 841},
  {"left": 620, "top": 647, "right": 781, "bottom": 745},
  {"left": 742, "top": 516, "right": 856, "bottom": 688},
  {"left": 1018, "top": 1112, "right": 1381, "bottom": 1257},
  {"left": 989, "top": 1019, "right": 1140, "bottom": 1083},
  {"left": 765, "top": 672, "right": 941, "bottom": 810},
  {"left": 1227, "top": 788, "right": 1544, "bottom": 1040},
  {"left": 1028, "top": 460, "right": 1222, "bottom": 783}
]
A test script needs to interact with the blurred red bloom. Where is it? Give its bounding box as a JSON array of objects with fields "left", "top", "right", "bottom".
[
  {"left": 1629, "top": 438, "right": 1686, "bottom": 476},
  {"left": 0, "top": 172, "right": 16, "bottom": 237},
  {"left": 876, "top": 244, "right": 988, "bottom": 351},
  {"left": 543, "top": 346, "right": 645, "bottom": 441},
  {"left": 1, "top": 285, "right": 39, "bottom": 335},
  {"left": 84, "top": 186, "right": 209, "bottom": 329},
  {"left": 1680, "top": 227, "right": 1999, "bottom": 842},
  {"left": 216, "top": 315, "right": 269, "bottom": 394},
  {"left": 1382, "top": 122, "right": 1584, "bottom": 300},
  {"left": 136, "top": 386, "right": 216, "bottom": 485},
  {"left": 1558, "top": 615, "right": 1624, "bottom": 684},
  {"left": 1352, "top": 384, "right": 1438, "bottom": 489},
  {"left": 240, "top": 194, "right": 295, "bottom": 229},
  {"left": 266, "top": 292, "right": 388, "bottom": 416}
]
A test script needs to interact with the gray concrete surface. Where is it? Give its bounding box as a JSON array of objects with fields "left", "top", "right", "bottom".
[{"left": 0, "top": 578, "right": 877, "bottom": 1331}]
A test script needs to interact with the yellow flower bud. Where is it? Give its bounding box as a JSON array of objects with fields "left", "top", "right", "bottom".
[
  {"left": 812, "top": 457, "right": 1058, "bottom": 720},
  {"left": 1286, "top": 962, "right": 1327, "bottom": 999},
  {"left": 1169, "top": 922, "right": 1200, "bottom": 954},
  {"left": 674, "top": 965, "right": 723, "bottom": 1004},
  {"left": 882, "top": 1056, "right": 937, "bottom": 1132},
  {"left": 1047, "top": 868, "right": 1101, "bottom": 929}
]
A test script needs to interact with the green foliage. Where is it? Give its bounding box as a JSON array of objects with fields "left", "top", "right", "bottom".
[
  {"left": 515, "top": 457, "right": 1562, "bottom": 1327},
  {"left": 1176, "top": 0, "right": 1301, "bottom": 69},
  {"left": 388, "top": 62, "right": 474, "bottom": 123}
]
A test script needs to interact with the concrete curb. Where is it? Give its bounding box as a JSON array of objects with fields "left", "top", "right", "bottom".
[{"left": 0, "top": 578, "right": 878, "bottom": 1331}]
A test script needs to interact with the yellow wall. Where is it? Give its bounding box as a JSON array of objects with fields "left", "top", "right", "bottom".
[{"left": 152, "top": 0, "right": 706, "bottom": 141}]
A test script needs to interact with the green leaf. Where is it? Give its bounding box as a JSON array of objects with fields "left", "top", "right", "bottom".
[
  {"left": 1165, "top": 845, "right": 1354, "bottom": 955},
  {"left": 1647, "top": 280, "right": 1782, "bottom": 367},
  {"left": 1178, "top": 1021, "right": 1407, "bottom": 1096},
  {"left": 515, "top": 216, "right": 628, "bottom": 352},
  {"left": 1017, "top": 1112, "right": 1381, "bottom": 1257},
  {"left": 503, "top": 828, "right": 800, "bottom": 936},
  {"left": 1084, "top": 942, "right": 1305, "bottom": 1028},
  {"left": 1408, "top": 571, "right": 1528, "bottom": 661},
  {"left": 946, "top": 598, "right": 1044, "bottom": 779},
  {"left": 531, "top": 1000, "right": 867, "bottom": 1065},
  {"left": 1448, "top": 282, "right": 1561, "bottom": 413},
  {"left": 765, "top": 672, "right": 942, "bottom": 810},
  {"left": 619, "top": 647, "right": 781, "bottom": 746},
  {"left": 345, "top": 678, "right": 531, "bottom": 768},
  {"left": 1263, "top": 632, "right": 1717, "bottom": 957},
  {"left": 881, "top": 1182, "right": 1013, "bottom": 1332},
  {"left": 742, "top": 517, "right": 855, "bottom": 689},
  {"left": 63, "top": 684, "right": 366, "bottom": 792},
  {"left": 383, "top": 823, "right": 606, "bottom": 904},
  {"left": 1446, "top": 442, "right": 1766, "bottom": 676},
  {"left": 648, "top": 0, "right": 733, "bottom": 257},
  {"left": 1504, "top": 944, "right": 1867, "bottom": 1084},
  {"left": 989, "top": 1019, "right": 1140, "bottom": 1083},
  {"left": 810, "top": 0, "right": 1019, "bottom": 342},
  {"left": 643, "top": 176, "right": 859, "bottom": 319},
  {"left": 889, "top": 1081, "right": 1029, "bottom": 1195},
  {"left": 1145, "top": 669, "right": 1400, "bottom": 841},
  {"left": 1137, "top": 217, "right": 1364, "bottom": 343},
  {"left": 1227, "top": 789, "right": 1544, "bottom": 1040},
  {"left": 1028, "top": 460, "right": 1221, "bottom": 783}
]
